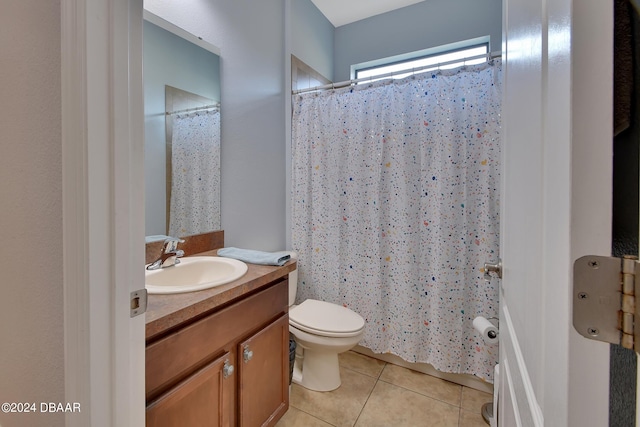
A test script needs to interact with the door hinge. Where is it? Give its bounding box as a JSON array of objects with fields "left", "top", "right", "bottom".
[
  {"left": 573, "top": 255, "right": 639, "bottom": 352},
  {"left": 130, "top": 289, "right": 148, "bottom": 318}
]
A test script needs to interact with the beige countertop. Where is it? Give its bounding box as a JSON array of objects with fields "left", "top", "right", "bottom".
[{"left": 145, "top": 249, "right": 295, "bottom": 342}]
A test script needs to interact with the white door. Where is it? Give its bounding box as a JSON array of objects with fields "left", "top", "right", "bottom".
[
  {"left": 498, "top": 0, "right": 613, "bottom": 425},
  {"left": 62, "top": 0, "right": 146, "bottom": 425}
]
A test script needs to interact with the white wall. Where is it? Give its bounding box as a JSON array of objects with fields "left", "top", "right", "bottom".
[
  {"left": 144, "top": 0, "right": 287, "bottom": 251},
  {"left": 0, "top": 2, "right": 65, "bottom": 426}
]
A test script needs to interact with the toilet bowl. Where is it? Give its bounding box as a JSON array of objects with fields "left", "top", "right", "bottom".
[{"left": 287, "top": 253, "right": 365, "bottom": 392}]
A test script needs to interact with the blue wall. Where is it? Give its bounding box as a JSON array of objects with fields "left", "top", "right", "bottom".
[
  {"left": 333, "top": 0, "right": 502, "bottom": 81},
  {"left": 288, "top": 0, "right": 501, "bottom": 83},
  {"left": 291, "top": 0, "right": 334, "bottom": 81}
]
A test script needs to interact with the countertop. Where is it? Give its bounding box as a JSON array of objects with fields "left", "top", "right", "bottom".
[{"left": 145, "top": 249, "right": 295, "bottom": 342}]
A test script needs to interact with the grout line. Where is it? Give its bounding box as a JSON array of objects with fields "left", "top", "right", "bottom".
[
  {"left": 377, "top": 362, "right": 388, "bottom": 380},
  {"left": 339, "top": 366, "right": 387, "bottom": 381},
  {"left": 351, "top": 370, "right": 381, "bottom": 427},
  {"left": 375, "top": 376, "right": 463, "bottom": 409},
  {"left": 286, "top": 404, "right": 338, "bottom": 427}
]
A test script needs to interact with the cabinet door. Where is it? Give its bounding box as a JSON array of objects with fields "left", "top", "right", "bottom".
[
  {"left": 237, "top": 314, "right": 289, "bottom": 427},
  {"left": 146, "top": 352, "right": 235, "bottom": 427}
]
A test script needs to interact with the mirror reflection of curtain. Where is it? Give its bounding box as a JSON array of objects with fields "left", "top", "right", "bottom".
[{"left": 169, "top": 110, "right": 221, "bottom": 237}]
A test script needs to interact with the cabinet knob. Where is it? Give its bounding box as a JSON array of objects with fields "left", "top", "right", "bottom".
[
  {"left": 223, "top": 360, "right": 234, "bottom": 378},
  {"left": 243, "top": 346, "right": 254, "bottom": 363}
]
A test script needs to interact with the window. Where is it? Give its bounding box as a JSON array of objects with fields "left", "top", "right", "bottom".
[{"left": 352, "top": 38, "right": 490, "bottom": 83}]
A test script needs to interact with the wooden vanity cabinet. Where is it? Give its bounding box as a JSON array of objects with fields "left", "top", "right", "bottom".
[
  {"left": 146, "top": 351, "right": 235, "bottom": 427},
  {"left": 237, "top": 314, "right": 289, "bottom": 426},
  {"left": 146, "top": 279, "right": 289, "bottom": 427}
]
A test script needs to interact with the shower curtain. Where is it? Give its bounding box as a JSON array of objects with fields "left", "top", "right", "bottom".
[
  {"left": 169, "top": 110, "right": 221, "bottom": 237},
  {"left": 291, "top": 61, "right": 501, "bottom": 381}
]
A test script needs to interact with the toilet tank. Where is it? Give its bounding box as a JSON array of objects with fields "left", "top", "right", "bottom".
[{"left": 287, "top": 252, "right": 298, "bottom": 306}]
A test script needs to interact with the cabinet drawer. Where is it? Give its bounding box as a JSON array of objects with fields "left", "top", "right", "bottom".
[{"left": 146, "top": 279, "right": 287, "bottom": 400}]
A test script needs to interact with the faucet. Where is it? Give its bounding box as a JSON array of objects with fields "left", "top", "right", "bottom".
[{"left": 146, "top": 237, "right": 185, "bottom": 270}]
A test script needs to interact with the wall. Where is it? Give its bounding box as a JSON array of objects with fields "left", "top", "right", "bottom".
[
  {"left": 290, "top": 0, "right": 334, "bottom": 81},
  {"left": 143, "top": 20, "right": 221, "bottom": 236},
  {"left": 0, "top": 1, "right": 65, "bottom": 426},
  {"left": 144, "top": 0, "right": 287, "bottom": 251},
  {"left": 333, "top": 0, "right": 502, "bottom": 81}
]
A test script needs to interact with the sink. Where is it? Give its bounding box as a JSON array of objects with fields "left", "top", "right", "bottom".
[{"left": 145, "top": 256, "right": 248, "bottom": 294}]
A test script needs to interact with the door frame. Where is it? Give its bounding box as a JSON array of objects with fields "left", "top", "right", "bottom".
[
  {"left": 59, "top": 0, "right": 615, "bottom": 425},
  {"left": 569, "top": 0, "right": 613, "bottom": 424},
  {"left": 61, "top": 0, "right": 145, "bottom": 425}
]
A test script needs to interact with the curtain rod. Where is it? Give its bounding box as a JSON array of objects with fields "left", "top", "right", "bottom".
[
  {"left": 292, "top": 51, "right": 502, "bottom": 95},
  {"left": 165, "top": 103, "right": 220, "bottom": 116}
]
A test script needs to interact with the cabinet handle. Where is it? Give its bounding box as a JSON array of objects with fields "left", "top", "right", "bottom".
[
  {"left": 243, "top": 346, "right": 254, "bottom": 363},
  {"left": 223, "top": 360, "right": 234, "bottom": 378}
]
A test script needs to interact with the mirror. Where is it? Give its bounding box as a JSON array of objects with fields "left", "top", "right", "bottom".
[{"left": 143, "top": 13, "right": 221, "bottom": 241}]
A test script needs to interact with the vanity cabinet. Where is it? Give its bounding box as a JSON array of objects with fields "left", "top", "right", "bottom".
[
  {"left": 146, "top": 352, "right": 234, "bottom": 426},
  {"left": 145, "top": 279, "right": 289, "bottom": 427},
  {"left": 237, "top": 314, "right": 289, "bottom": 426}
]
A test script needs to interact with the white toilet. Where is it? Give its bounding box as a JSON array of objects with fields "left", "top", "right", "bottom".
[{"left": 287, "top": 253, "right": 365, "bottom": 392}]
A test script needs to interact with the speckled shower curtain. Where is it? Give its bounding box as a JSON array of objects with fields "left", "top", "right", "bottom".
[
  {"left": 169, "top": 110, "right": 221, "bottom": 237},
  {"left": 291, "top": 61, "right": 502, "bottom": 381}
]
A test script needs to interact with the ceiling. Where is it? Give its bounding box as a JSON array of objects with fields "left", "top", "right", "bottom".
[{"left": 310, "top": 0, "right": 425, "bottom": 27}]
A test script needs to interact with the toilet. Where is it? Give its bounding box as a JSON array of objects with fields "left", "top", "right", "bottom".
[{"left": 287, "top": 253, "right": 365, "bottom": 392}]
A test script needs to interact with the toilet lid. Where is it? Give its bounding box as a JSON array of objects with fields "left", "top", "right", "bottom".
[{"left": 289, "top": 299, "right": 365, "bottom": 337}]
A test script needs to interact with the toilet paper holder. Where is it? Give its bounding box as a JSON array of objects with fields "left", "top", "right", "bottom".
[
  {"left": 486, "top": 317, "right": 499, "bottom": 339},
  {"left": 474, "top": 316, "right": 500, "bottom": 342}
]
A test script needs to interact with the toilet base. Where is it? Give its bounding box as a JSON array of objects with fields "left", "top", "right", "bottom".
[{"left": 292, "top": 347, "right": 341, "bottom": 392}]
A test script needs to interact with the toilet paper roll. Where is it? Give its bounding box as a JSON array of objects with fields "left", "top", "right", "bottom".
[{"left": 473, "top": 316, "right": 499, "bottom": 344}]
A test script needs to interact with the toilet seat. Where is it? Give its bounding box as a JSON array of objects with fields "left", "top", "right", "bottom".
[{"left": 289, "top": 299, "right": 365, "bottom": 338}]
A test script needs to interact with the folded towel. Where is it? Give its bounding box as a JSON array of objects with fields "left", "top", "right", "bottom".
[{"left": 217, "top": 247, "right": 291, "bottom": 266}]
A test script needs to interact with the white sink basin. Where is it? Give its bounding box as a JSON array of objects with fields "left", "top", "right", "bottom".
[{"left": 145, "top": 256, "right": 248, "bottom": 294}]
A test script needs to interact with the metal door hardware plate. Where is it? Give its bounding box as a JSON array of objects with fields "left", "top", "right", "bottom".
[
  {"left": 130, "top": 289, "right": 148, "bottom": 318},
  {"left": 573, "top": 255, "right": 639, "bottom": 352}
]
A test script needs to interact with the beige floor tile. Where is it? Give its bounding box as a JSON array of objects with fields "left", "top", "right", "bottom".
[
  {"left": 459, "top": 408, "right": 490, "bottom": 427},
  {"left": 275, "top": 406, "right": 335, "bottom": 427},
  {"left": 338, "top": 351, "right": 386, "bottom": 379},
  {"left": 290, "top": 367, "right": 376, "bottom": 427},
  {"left": 354, "top": 381, "right": 459, "bottom": 427},
  {"left": 461, "top": 386, "right": 492, "bottom": 413},
  {"left": 378, "top": 363, "right": 462, "bottom": 406}
]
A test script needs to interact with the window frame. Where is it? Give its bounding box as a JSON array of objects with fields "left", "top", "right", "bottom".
[{"left": 350, "top": 36, "right": 491, "bottom": 82}]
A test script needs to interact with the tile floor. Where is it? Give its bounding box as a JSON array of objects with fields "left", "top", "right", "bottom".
[{"left": 276, "top": 351, "right": 492, "bottom": 427}]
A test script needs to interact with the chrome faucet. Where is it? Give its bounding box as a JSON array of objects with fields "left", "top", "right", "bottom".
[{"left": 146, "top": 237, "right": 185, "bottom": 270}]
